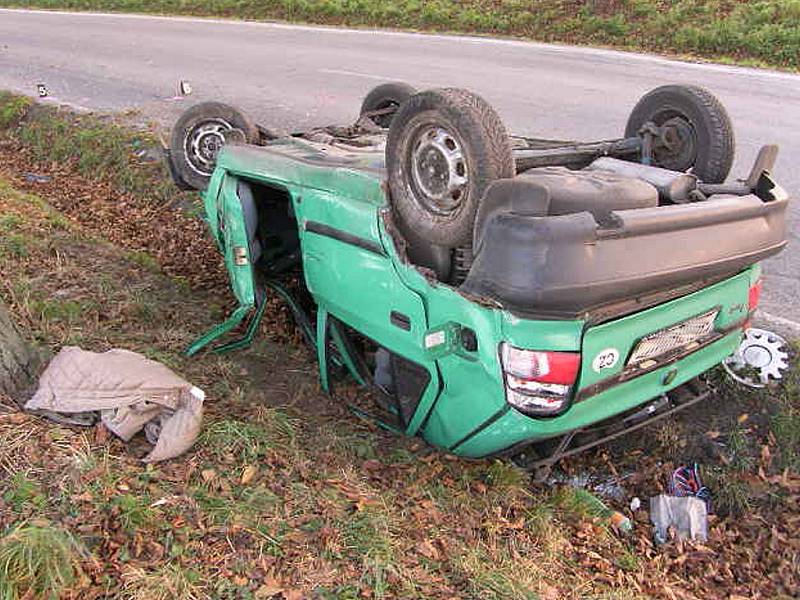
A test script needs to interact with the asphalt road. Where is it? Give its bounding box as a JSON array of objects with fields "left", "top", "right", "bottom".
[{"left": 1, "top": 8, "right": 798, "bottom": 330}]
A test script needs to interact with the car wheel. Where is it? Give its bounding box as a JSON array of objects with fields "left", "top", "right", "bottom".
[
  {"left": 625, "top": 84, "right": 734, "bottom": 184},
  {"left": 360, "top": 82, "right": 417, "bottom": 128},
  {"left": 386, "top": 88, "right": 514, "bottom": 248},
  {"left": 169, "top": 101, "right": 258, "bottom": 190}
]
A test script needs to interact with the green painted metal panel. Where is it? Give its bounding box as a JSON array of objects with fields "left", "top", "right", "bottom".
[
  {"left": 298, "top": 187, "right": 383, "bottom": 251},
  {"left": 217, "top": 142, "right": 386, "bottom": 207},
  {"left": 499, "top": 312, "right": 584, "bottom": 351},
  {"left": 419, "top": 285, "right": 507, "bottom": 449},
  {"left": 454, "top": 330, "right": 742, "bottom": 457},
  {"left": 201, "top": 167, "right": 225, "bottom": 250},
  {"left": 199, "top": 142, "right": 761, "bottom": 459},
  {"left": 217, "top": 174, "right": 256, "bottom": 309},
  {"left": 577, "top": 271, "right": 750, "bottom": 391}
]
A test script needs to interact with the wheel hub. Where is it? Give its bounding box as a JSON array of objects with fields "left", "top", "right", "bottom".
[
  {"left": 655, "top": 117, "right": 697, "bottom": 172},
  {"left": 410, "top": 126, "right": 468, "bottom": 214},
  {"left": 722, "top": 328, "right": 790, "bottom": 388},
  {"left": 184, "top": 118, "right": 234, "bottom": 176}
]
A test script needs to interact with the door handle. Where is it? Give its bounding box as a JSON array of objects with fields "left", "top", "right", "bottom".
[{"left": 390, "top": 311, "right": 411, "bottom": 331}]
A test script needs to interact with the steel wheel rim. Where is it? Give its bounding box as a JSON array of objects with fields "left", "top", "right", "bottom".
[
  {"left": 184, "top": 118, "right": 233, "bottom": 176},
  {"left": 409, "top": 125, "right": 468, "bottom": 215}
]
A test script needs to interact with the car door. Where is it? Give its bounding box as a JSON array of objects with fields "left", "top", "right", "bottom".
[
  {"left": 297, "top": 186, "right": 440, "bottom": 432},
  {"left": 186, "top": 173, "right": 258, "bottom": 355}
]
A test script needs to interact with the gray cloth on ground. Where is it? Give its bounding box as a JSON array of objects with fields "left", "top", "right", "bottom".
[
  {"left": 649, "top": 493, "right": 708, "bottom": 542},
  {"left": 25, "top": 346, "right": 204, "bottom": 462}
]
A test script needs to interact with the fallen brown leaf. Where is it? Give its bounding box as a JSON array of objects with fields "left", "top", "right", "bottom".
[{"left": 241, "top": 464, "right": 258, "bottom": 485}]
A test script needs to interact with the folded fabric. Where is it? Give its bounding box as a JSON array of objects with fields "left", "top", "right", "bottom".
[{"left": 25, "top": 346, "right": 204, "bottom": 462}]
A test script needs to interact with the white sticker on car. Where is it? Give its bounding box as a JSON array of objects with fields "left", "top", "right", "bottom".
[
  {"left": 424, "top": 330, "right": 446, "bottom": 349},
  {"left": 592, "top": 348, "right": 620, "bottom": 372}
]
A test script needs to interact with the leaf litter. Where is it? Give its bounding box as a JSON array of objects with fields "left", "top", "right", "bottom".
[{"left": 0, "top": 112, "right": 797, "bottom": 599}]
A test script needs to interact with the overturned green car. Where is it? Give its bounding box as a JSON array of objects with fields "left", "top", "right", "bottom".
[{"left": 167, "top": 83, "right": 789, "bottom": 477}]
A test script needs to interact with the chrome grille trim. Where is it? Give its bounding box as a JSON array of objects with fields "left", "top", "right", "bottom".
[{"left": 627, "top": 309, "right": 719, "bottom": 366}]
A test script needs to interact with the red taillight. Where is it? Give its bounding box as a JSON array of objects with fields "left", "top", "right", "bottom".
[
  {"left": 500, "top": 344, "right": 580, "bottom": 417},
  {"left": 537, "top": 351, "right": 581, "bottom": 384},
  {"left": 748, "top": 279, "right": 762, "bottom": 312},
  {"left": 500, "top": 345, "right": 580, "bottom": 384}
]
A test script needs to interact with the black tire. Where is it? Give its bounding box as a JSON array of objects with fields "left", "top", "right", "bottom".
[
  {"left": 360, "top": 82, "right": 417, "bottom": 128},
  {"left": 386, "top": 88, "right": 514, "bottom": 248},
  {"left": 169, "top": 101, "right": 258, "bottom": 190},
  {"left": 625, "top": 84, "right": 734, "bottom": 184}
]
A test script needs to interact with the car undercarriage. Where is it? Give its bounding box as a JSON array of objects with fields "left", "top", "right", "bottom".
[{"left": 165, "top": 82, "right": 790, "bottom": 476}]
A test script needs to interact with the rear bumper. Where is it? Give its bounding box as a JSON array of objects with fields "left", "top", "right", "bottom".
[
  {"left": 461, "top": 194, "right": 788, "bottom": 318},
  {"left": 450, "top": 328, "right": 741, "bottom": 458}
]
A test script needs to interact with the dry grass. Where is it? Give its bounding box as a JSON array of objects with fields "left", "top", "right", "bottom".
[
  {"left": 0, "top": 94, "right": 797, "bottom": 598},
  {"left": 121, "top": 564, "right": 209, "bottom": 600}
]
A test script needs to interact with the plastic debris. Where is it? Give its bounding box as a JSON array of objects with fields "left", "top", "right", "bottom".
[
  {"left": 650, "top": 494, "right": 708, "bottom": 543},
  {"left": 178, "top": 80, "right": 193, "bottom": 96},
  {"left": 571, "top": 488, "right": 633, "bottom": 534},
  {"left": 553, "top": 471, "right": 633, "bottom": 502},
  {"left": 669, "top": 463, "right": 712, "bottom": 509},
  {"left": 24, "top": 173, "right": 51, "bottom": 184},
  {"left": 630, "top": 497, "right": 641, "bottom": 512},
  {"left": 36, "top": 83, "right": 48, "bottom": 98},
  {"left": 722, "top": 327, "right": 790, "bottom": 388}
]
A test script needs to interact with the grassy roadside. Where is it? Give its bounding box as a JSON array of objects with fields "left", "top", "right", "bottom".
[
  {"left": 0, "top": 139, "right": 638, "bottom": 599},
  {"left": 0, "top": 91, "right": 180, "bottom": 207},
  {"left": 2, "top": 0, "right": 799, "bottom": 70},
  {"left": 0, "top": 92, "right": 798, "bottom": 598}
]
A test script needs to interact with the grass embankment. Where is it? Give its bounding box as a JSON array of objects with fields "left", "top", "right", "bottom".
[
  {"left": 2, "top": 0, "right": 799, "bottom": 70},
  {"left": 0, "top": 93, "right": 798, "bottom": 598},
  {"left": 0, "top": 113, "right": 637, "bottom": 599}
]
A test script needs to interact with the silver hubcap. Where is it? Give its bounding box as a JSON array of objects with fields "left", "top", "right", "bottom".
[
  {"left": 184, "top": 118, "right": 233, "bottom": 176},
  {"left": 722, "top": 328, "right": 790, "bottom": 388},
  {"left": 410, "top": 126, "right": 468, "bottom": 214}
]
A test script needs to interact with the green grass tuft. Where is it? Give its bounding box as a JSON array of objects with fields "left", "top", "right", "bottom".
[
  {"left": 771, "top": 410, "right": 800, "bottom": 471},
  {"left": 2, "top": 473, "right": 47, "bottom": 512},
  {"left": 111, "top": 493, "right": 155, "bottom": 532},
  {"left": 454, "top": 543, "right": 539, "bottom": 600},
  {"left": 0, "top": 521, "right": 84, "bottom": 600},
  {"left": 126, "top": 250, "right": 161, "bottom": 273},
  {"left": 0, "top": 213, "right": 23, "bottom": 233},
  {"left": 342, "top": 503, "right": 397, "bottom": 598},
  {"left": 199, "top": 417, "right": 280, "bottom": 462},
  {"left": 121, "top": 563, "right": 209, "bottom": 600},
  {"left": 704, "top": 466, "right": 752, "bottom": 516},
  {"left": 0, "top": 234, "right": 31, "bottom": 258},
  {"left": 482, "top": 459, "right": 530, "bottom": 490},
  {"left": 727, "top": 421, "right": 755, "bottom": 471},
  {"left": 0, "top": 91, "right": 31, "bottom": 129}
]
